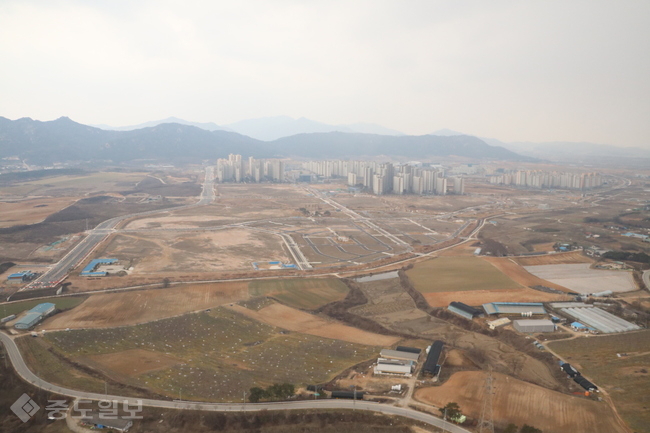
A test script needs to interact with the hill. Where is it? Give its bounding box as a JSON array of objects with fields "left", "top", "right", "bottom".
[{"left": 0, "top": 116, "right": 529, "bottom": 164}]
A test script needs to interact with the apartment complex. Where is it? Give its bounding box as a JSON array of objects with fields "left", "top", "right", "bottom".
[
  {"left": 488, "top": 170, "right": 603, "bottom": 190},
  {"left": 216, "top": 154, "right": 285, "bottom": 183},
  {"left": 304, "top": 160, "right": 464, "bottom": 196}
]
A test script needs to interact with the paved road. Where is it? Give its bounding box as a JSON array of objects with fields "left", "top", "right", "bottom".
[
  {"left": 21, "top": 167, "right": 215, "bottom": 291},
  {"left": 0, "top": 333, "right": 469, "bottom": 433}
]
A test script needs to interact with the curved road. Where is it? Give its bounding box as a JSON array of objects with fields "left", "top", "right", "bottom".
[{"left": 0, "top": 333, "right": 469, "bottom": 433}]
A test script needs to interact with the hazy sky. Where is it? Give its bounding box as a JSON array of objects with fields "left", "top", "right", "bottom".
[{"left": 1, "top": 1, "right": 649, "bottom": 147}]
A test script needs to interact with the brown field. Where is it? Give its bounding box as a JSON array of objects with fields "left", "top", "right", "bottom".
[
  {"left": 0, "top": 197, "right": 78, "bottom": 227},
  {"left": 83, "top": 348, "right": 182, "bottom": 378},
  {"left": 424, "top": 288, "right": 570, "bottom": 308},
  {"left": 481, "top": 256, "right": 572, "bottom": 291},
  {"left": 228, "top": 302, "right": 400, "bottom": 346},
  {"left": 414, "top": 371, "right": 627, "bottom": 433},
  {"left": 42, "top": 282, "right": 248, "bottom": 329},
  {"left": 513, "top": 251, "right": 593, "bottom": 266}
]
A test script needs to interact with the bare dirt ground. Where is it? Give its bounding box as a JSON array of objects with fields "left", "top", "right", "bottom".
[
  {"left": 513, "top": 251, "right": 594, "bottom": 266},
  {"left": 81, "top": 348, "right": 182, "bottom": 378},
  {"left": 482, "top": 256, "right": 573, "bottom": 292},
  {"left": 42, "top": 282, "right": 248, "bottom": 329},
  {"left": 101, "top": 228, "right": 289, "bottom": 272},
  {"left": 414, "top": 371, "right": 627, "bottom": 433},
  {"left": 227, "top": 302, "right": 400, "bottom": 346},
  {"left": 0, "top": 197, "right": 78, "bottom": 227},
  {"left": 424, "top": 288, "right": 570, "bottom": 308},
  {"left": 524, "top": 263, "right": 637, "bottom": 294}
]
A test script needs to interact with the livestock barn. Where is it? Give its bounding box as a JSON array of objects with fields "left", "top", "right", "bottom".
[
  {"left": 513, "top": 319, "right": 556, "bottom": 333},
  {"left": 422, "top": 340, "right": 444, "bottom": 377},
  {"left": 447, "top": 301, "right": 482, "bottom": 320}
]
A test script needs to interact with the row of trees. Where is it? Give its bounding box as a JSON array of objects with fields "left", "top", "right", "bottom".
[
  {"left": 441, "top": 402, "right": 542, "bottom": 432},
  {"left": 248, "top": 383, "right": 295, "bottom": 403}
]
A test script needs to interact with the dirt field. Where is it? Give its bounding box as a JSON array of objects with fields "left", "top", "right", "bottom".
[
  {"left": 414, "top": 371, "right": 627, "bottom": 433},
  {"left": 248, "top": 278, "right": 349, "bottom": 310},
  {"left": 549, "top": 330, "right": 650, "bottom": 433},
  {"left": 0, "top": 197, "right": 78, "bottom": 228},
  {"left": 42, "top": 282, "right": 248, "bottom": 329},
  {"left": 83, "top": 348, "right": 182, "bottom": 378},
  {"left": 513, "top": 251, "right": 594, "bottom": 266},
  {"left": 424, "top": 288, "right": 570, "bottom": 308},
  {"left": 406, "top": 257, "right": 523, "bottom": 293},
  {"left": 228, "top": 302, "right": 399, "bottom": 347},
  {"left": 482, "top": 256, "right": 573, "bottom": 292},
  {"left": 101, "top": 228, "right": 289, "bottom": 272},
  {"left": 524, "top": 263, "right": 637, "bottom": 294}
]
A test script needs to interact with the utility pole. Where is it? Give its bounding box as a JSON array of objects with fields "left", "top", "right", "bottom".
[
  {"left": 443, "top": 407, "right": 448, "bottom": 433},
  {"left": 478, "top": 367, "right": 495, "bottom": 433},
  {"left": 105, "top": 381, "right": 107, "bottom": 396},
  {"left": 243, "top": 391, "right": 246, "bottom": 410}
]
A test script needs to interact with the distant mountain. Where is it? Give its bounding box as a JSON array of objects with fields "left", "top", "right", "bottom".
[
  {"left": 429, "top": 128, "right": 465, "bottom": 136},
  {"left": 484, "top": 138, "right": 650, "bottom": 160},
  {"left": 224, "top": 116, "right": 405, "bottom": 140},
  {"left": 92, "top": 116, "right": 232, "bottom": 132},
  {"left": 0, "top": 116, "right": 530, "bottom": 164}
]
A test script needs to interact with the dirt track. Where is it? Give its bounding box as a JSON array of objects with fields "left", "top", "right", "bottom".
[
  {"left": 228, "top": 302, "right": 400, "bottom": 347},
  {"left": 42, "top": 282, "right": 248, "bottom": 329},
  {"left": 415, "top": 371, "right": 628, "bottom": 433}
]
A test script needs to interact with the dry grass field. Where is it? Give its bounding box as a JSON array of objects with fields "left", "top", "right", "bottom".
[
  {"left": 0, "top": 171, "right": 148, "bottom": 197},
  {"left": 513, "top": 251, "right": 594, "bottom": 266},
  {"left": 228, "top": 302, "right": 399, "bottom": 346},
  {"left": 414, "top": 371, "right": 627, "bottom": 433},
  {"left": 36, "top": 309, "right": 380, "bottom": 401},
  {"left": 0, "top": 197, "right": 77, "bottom": 227},
  {"left": 482, "top": 256, "right": 573, "bottom": 292},
  {"left": 424, "top": 288, "right": 570, "bottom": 308},
  {"left": 42, "top": 282, "right": 247, "bottom": 329},
  {"left": 406, "top": 256, "right": 523, "bottom": 293},
  {"left": 248, "top": 278, "right": 349, "bottom": 309},
  {"left": 549, "top": 331, "right": 650, "bottom": 433}
]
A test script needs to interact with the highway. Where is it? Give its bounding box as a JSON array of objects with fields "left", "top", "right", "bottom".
[
  {"left": 0, "top": 332, "right": 469, "bottom": 433},
  {"left": 21, "top": 167, "right": 215, "bottom": 291}
]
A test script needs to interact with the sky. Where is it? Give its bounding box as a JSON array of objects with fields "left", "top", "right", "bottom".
[{"left": 1, "top": 0, "right": 649, "bottom": 147}]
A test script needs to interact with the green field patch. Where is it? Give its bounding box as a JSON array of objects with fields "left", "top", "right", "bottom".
[
  {"left": 1, "top": 296, "right": 87, "bottom": 318},
  {"left": 406, "top": 256, "right": 522, "bottom": 293},
  {"left": 548, "top": 331, "right": 650, "bottom": 433},
  {"left": 41, "top": 308, "right": 378, "bottom": 402},
  {"left": 248, "top": 278, "right": 349, "bottom": 310}
]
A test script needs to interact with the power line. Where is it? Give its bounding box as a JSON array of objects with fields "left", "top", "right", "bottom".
[{"left": 478, "top": 366, "right": 495, "bottom": 433}]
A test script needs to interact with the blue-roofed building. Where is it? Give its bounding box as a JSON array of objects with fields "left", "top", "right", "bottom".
[
  {"left": 29, "top": 303, "right": 55, "bottom": 315},
  {"left": 80, "top": 258, "right": 118, "bottom": 276},
  {"left": 7, "top": 270, "right": 37, "bottom": 284},
  {"left": 14, "top": 312, "right": 43, "bottom": 329}
]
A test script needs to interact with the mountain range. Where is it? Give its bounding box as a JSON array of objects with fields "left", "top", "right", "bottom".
[{"left": 0, "top": 116, "right": 527, "bottom": 164}]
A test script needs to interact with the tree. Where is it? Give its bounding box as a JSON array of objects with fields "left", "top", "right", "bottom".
[
  {"left": 162, "top": 277, "right": 171, "bottom": 288},
  {"left": 248, "top": 387, "right": 267, "bottom": 403},
  {"left": 520, "top": 425, "right": 542, "bottom": 433},
  {"left": 441, "top": 402, "right": 462, "bottom": 420},
  {"left": 503, "top": 424, "right": 518, "bottom": 433}
]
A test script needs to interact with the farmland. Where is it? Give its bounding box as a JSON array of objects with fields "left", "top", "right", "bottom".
[
  {"left": 548, "top": 330, "right": 650, "bottom": 433},
  {"left": 406, "top": 257, "right": 523, "bottom": 293},
  {"left": 248, "top": 278, "right": 349, "bottom": 310},
  {"left": 414, "top": 371, "right": 627, "bottom": 433},
  {"left": 1, "top": 296, "right": 87, "bottom": 318},
  {"left": 42, "top": 282, "right": 247, "bottom": 329},
  {"left": 423, "top": 288, "right": 569, "bottom": 308},
  {"left": 0, "top": 197, "right": 77, "bottom": 228},
  {"left": 524, "top": 263, "right": 637, "bottom": 294},
  {"left": 32, "top": 309, "right": 380, "bottom": 401}
]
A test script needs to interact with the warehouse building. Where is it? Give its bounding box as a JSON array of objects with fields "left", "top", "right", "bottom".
[
  {"left": 395, "top": 346, "right": 421, "bottom": 354},
  {"left": 561, "top": 307, "right": 640, "bottom": 333},
  {"left": 80, "top": 258, "right": 118, "bottom": 277},
  {"left": 483, "top": 302, "right": 547, "bottom": 316},
  {"left": 487, "top": 317, "right": 511, "bottom": 330},
  {"left": 379, "top": 349, "right": 420, "bottom": 363},
  {"left": 561, "top": 362, "right": 580, "bottom": 378},
  {"left": 13, "top": 303, "right": 56, "bottom": 330},
  {"left": 374, "top": 358, "right": 414, "bottom": 376},
  {"left": 6, "top": 270, "right": 37, "bottom": 284},
  {"left": 447, "top": 301, "right": 482, "bottom": 320},
  {"left": 80, "top": 413, "right": 133, "bottom": 432},
  {"left": 574, "top": 376, "right": 598, "bottom": 392},
  {"left": 512, "top": 319, "right": 556, "bottom": 333},
  {"left": 422, "top": 340, "right": 444, "bottom": 377}
]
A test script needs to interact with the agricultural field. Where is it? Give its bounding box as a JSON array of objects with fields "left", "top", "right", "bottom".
[
  {"left": 414, "top": 371, "right": 627, "bottom": 433},
  {"left": 524, "top": 263, "right": 637, "bottom": 294},
  {"left": 513, "top": 251, "right": 593, "bottom": 266},
  {"left": 481, "top": 256, "right": 573, "bottom": 292},
  {"left": 229, "top": 301, "right": 399, "bottom": 346},
  {"left": 33, "top": 309, "right": 380, "bottom": 401},
  {"left": 248, "top": 278, "right": 349, "bottom": 310},
  {"left": 406, "top": 257, "right": 523, "bottom": 294},
  {"left": 42, "top": 282, "right": 247, "bottom": 329},
  {"left": 1, "top": 296, "right": 87, "bottom": 318},
  {"left": 423, "top": 288, "right": 569, "bottom": 308},
  {"left": 0, "top": 171, "right": 149, "bottom": 197},
  {"left": 0, "top": 197, "right": 78, "bottom": 228},
  {"left": 549, "top": 330, "right": 650, "bottom": 433}
]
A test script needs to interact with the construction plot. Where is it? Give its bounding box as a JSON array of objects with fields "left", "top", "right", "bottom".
[
  {"left": 414, "top": 371, "right": 627, "bottom": 433},
  {"left": 524, "top": 263, "right": 637, "bottom": 294}
]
